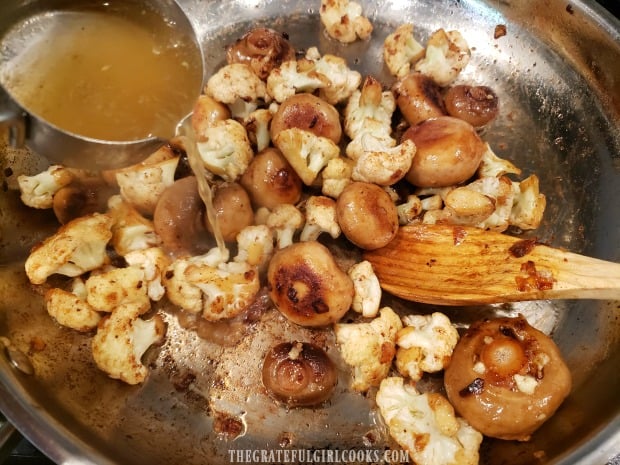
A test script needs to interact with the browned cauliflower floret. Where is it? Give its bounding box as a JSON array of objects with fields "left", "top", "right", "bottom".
[
  {"left": 85, "top": 266, "right": 150, "bottom": 312},
  {"left": 107, "top": 195, "right": 161, "bottom": 256},
  {"left": 124, "top": 247, "right": 170, "bottom": 302},
  {"left": 321, "top": 157, "right": 354, "bottom": 199},
  {"left": 264, "top": 203, "right": 305, "bottom": 249},
  {"left": 45, "top": 277, "right": 102, "bottom": 332},
  {"left": 319, "top": 0, "right": 373, "bottom": 43},
  {"left": 300, "top": 196, "right": 341, "bottom": 242},
  {"left": 334, "top": 307, "right": 403, "bottom": 392},
  {"left": 205, "top": 63, "right": 268, "bottom": 119},
  {"left": 17, "top": 165, "right": 76, "bottom": 209},
  {"left": 383, "top": 23, "right": 425, "bottom": 78},
  {"left": 266, "top": 58, "right": 329, "bottom": 103},
  {"left": 25, "top": 213, "right": 113, "bottom": 285},
  {"left": 348, "top": 260, "right": 381, "bottom": 318},
  {"left": 510, "top": 175, "right": 546, "bottom": 230},
  {"left": 376, "top": 376, "right": 483, "bottom": 465},
  {"left": 415, "top": 29, "right": 471, "bottom": 87}
]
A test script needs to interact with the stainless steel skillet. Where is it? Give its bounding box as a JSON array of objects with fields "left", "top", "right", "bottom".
[{"left": 1, "top": 0, "right": 619, "bottom": 464}]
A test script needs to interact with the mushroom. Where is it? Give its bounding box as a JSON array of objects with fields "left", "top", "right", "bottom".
[
  {"left": 53, "top": 178, "right": 117, "bottom": 224},
  {"left": 240, "top": 147, "right": 303, "bottom": 209},
  {"left": 191, "top": 94, "right": 231, "bottom": 136},
  {"left": 206, "top": 182, "right": 254, "bottom": 243},
  {"left": 393, "top": 72, "right": 446, "bottom": 126},
  {"left": 267, "top": 241, "right": 354, "bottom": 327},
  {"left": 153, "top": 176, "right": 211, "bottom": 257},
  {"left": 336, "top": 181, "right": 399, "bottom": 250},
  {"left": 262, "top": 341, "right": 338, "bottom": 407},
  {"left": 270, "top": 93, "right": 342, "bottom": 144},
  {"left": 444, "top": 85, "right": 499, "bottom": 128},
  {"left": 444, "top": 316, "right": 572, "bottom": 441},
  {"left": 401, "top": 116, "right": 487, "bottom": 188},
  {"left": 226, "top": 27, "right": 295, "bottom": 80}
]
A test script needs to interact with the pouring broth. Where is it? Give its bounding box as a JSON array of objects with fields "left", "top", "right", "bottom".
[{"left": 0, "top": 3, "right": 203, "bottom": 141}]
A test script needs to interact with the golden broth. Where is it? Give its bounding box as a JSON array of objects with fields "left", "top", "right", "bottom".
[{"left": 1, "top": 5, "right": 203, "bottom": 141}]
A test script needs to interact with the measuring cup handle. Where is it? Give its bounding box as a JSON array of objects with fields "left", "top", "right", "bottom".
[{"left": 0, "top": 86, "right": 27, "bottom": 147}]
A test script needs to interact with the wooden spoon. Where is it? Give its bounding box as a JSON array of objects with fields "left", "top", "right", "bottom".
[{"left": 363, "top": 223, "right": 620, "bottom": 306}]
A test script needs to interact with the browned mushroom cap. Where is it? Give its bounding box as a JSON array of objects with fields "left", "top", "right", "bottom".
[
  {"left": 270, "top": 93, "right": 342, "bottom": 144},
  {"left": 240, "top": 147, "right": 303, "bottom": 209},
  {"left": 153, "top": 176, "right": 211, "bottom": 257},
  {"left": 206, "top": 182, "right": 254, "bottom": 242},
  {"left": 393, "top": 72, "right": 446, "bottom": 126},
  {"left": 402, "top": 116, "right": 487, "bottom": 188},
  {"left": 191, "top": 95, "right": 231, "bottom": 135},
  {"left": 52, "top": 178, "right": 117, "bottom": 225},
  {"left": 336, "top": 181, "right": 399, "bottom": 250},
  {"left": 267, "top": 241, "right": 354, "bottom": 327},
  {"left": 444, "top": 316, "right": 572, "bottom": 441},
  {"left": 262, "top": 341, "right": 338, "bottom": 407},
  {"left": 444, "top": 85, "right": 499, "bottom": 128},
  {"left": 226, "top": 27, "right": 295, "bottom": 80}
]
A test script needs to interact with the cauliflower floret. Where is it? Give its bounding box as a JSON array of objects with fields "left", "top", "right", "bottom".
[
  {"left": 234, "top": 224, "right": 274, "bottom": 270},
  {"left": 17, "top": 165, "right": 77, "bottom": 209},
  {"left": 309, "top": 48, "right": 362, "bottom": 105},
  {"left": 114, "top": 155, "right": 179, "bottom": 216},
  {"left": 397, "top": 195, "right": 423, "bottom": 225},
  {"left": 266, "top": 59, "right": 329, "bottom": 103},
  {"left": 85, "top": 265, "right": 150, "bottom": 312},
  {"left": 205, "top": 63, "right": 268, "bottom": 119},
  {"left": 265, "top": 203, "right": 305, "bottom": 249},
  {"left": 376, "top": 376, "right": 482, "bottom": 465},
  {"left": 383, "top": 23, "right": 425, "bottom": 78},
  {"left": 334, "top": 307, "right": 403, "bottom": 392},
  {"left": 25, "top": 213, "right": 113, "bottom": 285},
  {"left": 196, "top": 119, "right": 254, "bottom": 182},
  {"left": 395, "top": 312, "right": 459, "bottom": 381},
  {"left": 344, "top": 76, "right": 396, "bottom": 140},
  {"left": 510, "top": 174, "right": 546, "bottom": 230},
  {"left": 164, "top": 251, "right": 260, "bottom": 321},
  {"left": 300, "top": 196, "right": 341, "bottom": 242},
  {"left": 124, "top": 247, "right": 170, "bottom": 302},
  {"left": 107, "top": 195, "right": 160, "bottom": 256},
  {"left": 477, "top": 143, "right": 522, "bottom": 178},
  {"left": 415, "top": 29, "right": 471, "bottom": 87},
  {"left": 319, "top": 0, "right": 373, "bottom": 44},
  {"left": 465, "top": 176, "right": 515, "bottom": 231},
  {"left": 243, "top": 109, "right": 273, "bottom": 152},
  {"left": 351, "top": 137, "right": 416, "bottom": 186},
  {"left": 348, "top": 260, "right": 381, "bottom": 318},
  {"left": 273, "top": 128, "right": 340, "bottom": 186},
  {"left": 321, "top": 157, "right": 354, "bottom": 199},
  {"left": 91, "top": 300, "right": 166, "bottom": 385},
  {"left": 44, "top": 277, "right": 102, "bottom": 332}
]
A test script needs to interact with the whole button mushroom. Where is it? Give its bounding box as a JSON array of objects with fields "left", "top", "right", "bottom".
[
  {"left": 444, "top": 85, "right": 499, "bottom": 128},
  {"left": 206, "top": 182, "right": 254, "bottom": 242},
  {"left": 267, "top": 241, "right": 354, "bottom": 327},
  {"left": 401, "top": 116, "right": 487, "bottom": 188},
  {"left": 262, "top": 341, "right": 338, "bottom": 407},
  {"left": 444, "top": 316, "right": 572, "bottom": 441},
  {"left": 336, "top": 182, "right": 399, "bottom": 250},
  {"left": 393, "top": 72, "right": 446, "bottom": 126}
]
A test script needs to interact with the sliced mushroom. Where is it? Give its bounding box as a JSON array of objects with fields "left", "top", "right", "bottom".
[
  {"left": 270, "top": 93, "right": 342, "bottom": 144},
  {"left": 206, "top": 182, "right": 254, "bottom": 242},
  {"left": 262, "top": 341, "right": 338, "bottom": 407},
  {"left": 402, "top": 116, "right": 487, "bottom": 188},
  {"left": 153, "top": 176, "right": 211, "bottom": 257},
  {"left": 336, "top": 181, "right": 399, "bottom": 250},
  {"left": 393, "top": 72, "right": 446, "bottom": 126},
  {"left": 444, "top": 85, "right": 499, "bottom": 127},
  {"left": 240, "top": 147, "right": 303, "bottom": 209},
  {"left": 444, "top": 316, "right": 572, "bottom": 441},
  {"left": 267, "top": 241, "right": 354, "bottom": 327}
]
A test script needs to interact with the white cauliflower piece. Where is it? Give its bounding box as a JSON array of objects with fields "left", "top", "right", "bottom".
[
  {"left": 205, "top": 63, "right": 268, "bottom": 119},
  {"left": 397, "top": 195, "right": 423, "bottom": 225},
  {"left": 196, "top": 119, "right": 254, "bottom": 182},
  {"left": 477, "top": 143, "right": 522, "bottom": 178},
  {"left": 164, "top": 250, "right": 260, "bottom": 321},
  {"left": 91, "top": 301, "right": 166, "bottom": 385},
  {"left": 321, "top": 157, "right": 354, "bottom": 199},
  {"left": 234, "top": 224, "right": 274, "bottom": 270},
  {"left": 85, "top": 265, "right": 150, "bottom": 312},
  {"left": 265, "top": 203, "right": 305, "bottom": 249},
  {"left": 383, "top": 23, "right": 425, "bottom": 78},
  {"left": 243, "top": 109, "right": 273, "bottom": 152},
  {"left": 45, "top": 277, "right": 102, "bottom": 332},
  {"left": 351, "top": 137, "right": 416, "bottom": 186},
  {"left": 266, "top": 59, "right": 329, "bottom": 103},
  {"left": 344, "top": 76, "right": 396, "bottom": 140},
  {"left": 17, "top": 165, "right": 76, "bottom": 209},
  {"left": 510, "top": 174, "right": 546, "bottom": 230},
  {"left": 115, "top": 155, "right": 179, "bottom": 216},
  {"left": 25, "top": 213, "right": 113, "bottom": 285},
  {"left": 376, "top": 376, "right": 483, "bottom": 465},
  {"left": 395, "top": 312, "right": 459, "bottom": 381},
  {"left": 107, "top": 195, "right": 160, "bottom": 256},
  {"left": 124, "top": 247, "right": 170, "bottom": 302},
  {"left": 415, "top": 29, "right": 471, "bottom": 87},
  {"left": 466, "top": 176, "right": 515, "bottom": 231},
  {"left": 273, "top": 128, "right": 340, "bottom": 185},
  {"left": 348, "top": 260, "right": 381, "bottom": 318},
  {"left": 319, "top": 0, "right": 373, "bottom": 43},
  {"left": 300, "top": 196, "right": 341, "bottom": 242},
  {"left": 309, "top": 49, "right": 362, "bottom": 104},
  {"left": 334, "top": 307, "right": 403, "bottom": 392}
]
